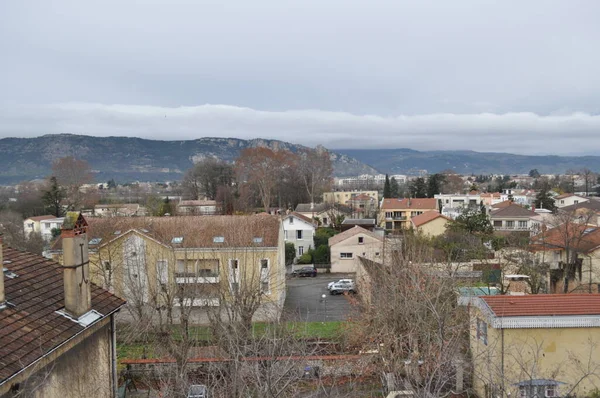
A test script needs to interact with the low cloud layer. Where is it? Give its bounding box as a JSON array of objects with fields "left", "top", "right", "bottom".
[{"left": 0, "top": 102, "right": 598, "bottom": 155}]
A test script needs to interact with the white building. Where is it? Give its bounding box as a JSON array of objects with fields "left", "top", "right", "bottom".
[
  {"left": 554, "top": 193, "right": 589, "bottom": 208},
  {"left": 282, "top": 212, "right": 316, "bottom": 259}
]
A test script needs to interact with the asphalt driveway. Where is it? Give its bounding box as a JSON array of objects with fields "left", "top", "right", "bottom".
[{"left": 283, "top": 273, "right": 357, "bottom": 322}]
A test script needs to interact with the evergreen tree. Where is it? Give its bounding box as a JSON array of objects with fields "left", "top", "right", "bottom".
[
  {"left": 426, "top": 174, "right": 446, "bottom": 198},
  {"left": 383, "top": 174, "right": 391, "bottom": 198},
  {"left": 41, "top": 176, "right": 66, "bottom": 217},
  {"left": 409, "top": 178, "right": 427, "bottom": 198},
  {"left": 534, "top": 185, "right": 557, "bottom": 212},
  {"left": 390, "top": 177, "right": 400, "bottom": 198}
]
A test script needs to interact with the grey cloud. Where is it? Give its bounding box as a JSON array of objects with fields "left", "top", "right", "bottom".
[{"left": 0, "top": 102, "right": 598, "bottom": 155}]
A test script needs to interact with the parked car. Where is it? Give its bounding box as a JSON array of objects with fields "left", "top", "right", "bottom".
[
  {"left": 291, "top": 266, "right": 317, "bottom": 277},
  {"left": 187, "top": 384, "right": 208, "bottom": 398},
  {"left": 329, "top": 280, "right": 356, "bottom": 295},
  {"left": 327, "top": 279, "right": 354, "bottom": 290}
]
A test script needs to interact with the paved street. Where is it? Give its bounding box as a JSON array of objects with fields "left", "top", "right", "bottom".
[{"left": 283, "top": 274, "right": 357, "bottom": 322}]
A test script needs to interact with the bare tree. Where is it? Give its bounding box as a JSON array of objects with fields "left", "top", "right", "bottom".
[
  {"left": 51, "top": 156, "right": 94, "bottom": 210},
  {"left": 297, "top": 147, "right": 333, "bottom": 206},
  {"left": 182, "top": 158, "right": 234, "bottom": 200}
]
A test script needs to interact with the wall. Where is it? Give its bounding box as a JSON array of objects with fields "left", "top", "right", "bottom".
[
  {"left": 470, "top": 307, "right": 600, "bottom": 397},
  {"left": 323, "top": 191, "right": 379, "bottom": 205},
  {"left": 416, "top": 217, "right": 449, "bottom": 237},
  {"left": 330, "top": 233, "right": 383, "bottom": 273},
  {"left": 2, "top": 321, "right": 113, "bottom": 398}
]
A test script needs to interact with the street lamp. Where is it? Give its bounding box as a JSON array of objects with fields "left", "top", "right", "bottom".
[{"left": 321, "top": 294, "right": 327, "bottom": 322}]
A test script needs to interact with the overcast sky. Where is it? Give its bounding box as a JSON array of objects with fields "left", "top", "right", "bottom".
[{"left": 1, "top": 1, "right": 599, "bottom": 154}]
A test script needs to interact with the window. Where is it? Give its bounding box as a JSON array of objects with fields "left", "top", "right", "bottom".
[
  {"left": 297, "top": 230, "right": 303, "bottom": 239},
  {"left": 506, "top": 220, "right": 515, "bottom": 229},
  {"left": 298, "top": 246, "right": 304, "bottom": 255},
  {"left": 518, "top": 220, "right": 528, "bottom": 229},
  {"left": 385, "top": 212, "right": 392, "bottom": 218},
  {"left": 340, "top": 252, "right": 353, "bottom": 259},
  {"left": 574, "top": 200, "right": 579, "bottom": 204},
  {"left": 260, "top": 259, "right": 269, "bottom": 294},
  {"left": 230, "top": 282, "right": 239, "bottom": 294},
  {"left": 213, "top": 236, "right": 225, "bottom": 243},
  {"left": 103, "top": 261, "right": 111, "bottom": 271},
  {"left": 358, "top": 236, "right": 364, "bottom": 244},
  {"left": 476, "top": 318, "right": 488, "bottom": 345},
  {"left": 289, "top": 216, "right": 294, "bottom": 224},
  {"left": 322, "top": 217, "right": 328, "bottom": 225},
  {"left": 546, "top": 386, "right": 556, "bottom": 397},
  {"left": 375, "top": 252, "right": 380, "bottom": 256},
  {"left": 261, "top": 259, "right": 269, "bottom": 269},
  {"left": 253, "top": 237, "right": 263, "bottom": 244},
  {"left": 230, "top": 259, "right": 239, "bottom": 269},
  {"left": 171, "top": 236, "right": 184, "bottom": 244},
  {"left": 493, "top": 220, "right": 502, "bottom": 227},
  {"left": 560, "top": 200, "right": 564, "bottom": 204},
  {"left": 176, "top": 260, "right": 185, "bottom": 274}
]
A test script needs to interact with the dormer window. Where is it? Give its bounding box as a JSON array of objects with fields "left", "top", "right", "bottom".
[
  {"left": 213, "top": 236, "right": 225, "bottom": 243},
  {"left": 171, "top": 236, "right": 184, "bottom": 244}
]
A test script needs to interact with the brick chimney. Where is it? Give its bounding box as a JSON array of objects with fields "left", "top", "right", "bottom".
[
  {"left": 61, "top": 212, "right": 91, "bottom": 318},
  {"left": 0, "top": 234, "right": 5, "bottom": 308}
]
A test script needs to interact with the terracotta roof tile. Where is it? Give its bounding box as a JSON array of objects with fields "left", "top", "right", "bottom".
[
  {"left": 0, "top": 246, "right": 125, "bottom": 383},
  {"left": 481, "top": 294, "right": 600, "bottom": 317},
  {"left": 411, "top": 211, "right": 449, "bottom": 228},
  {"left": 490, "top": 204, "right": 537, "bottom": 218},
  {"left": 491, "top": 200, "right": 513, "bottom": 209}
]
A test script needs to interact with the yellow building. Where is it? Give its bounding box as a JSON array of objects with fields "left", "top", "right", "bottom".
[
  {"left": 379, "top": 198, "right": 438, "bottom": 230},
  {"left": 410, "top": 211, "right": 451, "bottom": 237},
  {"left": 470, "top": 294, "right": 600, "bottom": 398},
  {"left": 323, "top": 190, "right": 379, "bottom": 206},
  {"left": 50, "top": 214, "right": 286, "bottom": 323}
]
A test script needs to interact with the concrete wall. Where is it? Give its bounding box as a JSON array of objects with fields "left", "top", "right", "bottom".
[
  {"left": 330, "top": 233, "right": 382, "bottom": 273},
  {"left": 416, "top": 217, "right": 449, "bottom": 237}
]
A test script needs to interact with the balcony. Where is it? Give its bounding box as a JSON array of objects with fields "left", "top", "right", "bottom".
[{"left": 175, "top": 271, "right": 220, "bottom": 284}]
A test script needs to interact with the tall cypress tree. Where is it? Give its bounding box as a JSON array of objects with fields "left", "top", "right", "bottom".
[{"left": 383, "top": 174, "right": 391, "bottom": 198}]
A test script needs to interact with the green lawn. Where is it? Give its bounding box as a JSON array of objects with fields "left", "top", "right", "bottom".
[{"left": 118, "top": 321, "right": 345, "bottom": 360}]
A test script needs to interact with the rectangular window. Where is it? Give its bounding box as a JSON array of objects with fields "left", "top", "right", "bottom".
[
  {"left": 574, "top": 200, "right": 579, "bottom": 204},
  {"left": 506, "top": 220, "right": 515, "bottom": 229},
  {"left": 385, "top": 222, "right": 393, "bottom": 229},
  {"left": 385, "top": 212, "right": 392, "bottom": 218},
  {"left": 230, "top": 282, "right": 239, "bottom": 295},
  {"left": 297, "top": 230, "right": 303, "bottom": 239},
  {"left": 230, "top": 259, "right": 239, "bottom": 269},
  {"left": 476, "top": 318, "right": 488, "bottom": 345},
  {"left": 261, "top": 259, "right": 269, "bottom": 269},
  {"left": 545, "top": 386, "right": 556, "bottom": 397},
  {"left": 322, "top": 217, "right": 328, "bottom": 224},
  {"left": 298, "top": 246, "right": 304, "bottom": 255},
  {"left": 176, "top": 260, "right": 185, "bottom": 273},
  {"left": 289, "top": 216, "right": 294, "bottom": 224},
  {"left": 493, "top": 220, "right": 502, "bottom": 227},
  {"left": 518, "top": 220, "right": 528, "bottom": 229},
  {"left": 340, "top": 252, "right": 353, "bottom": 259},
  {"left": 358, "top": 236, "right": 364, "bottom": 244}
]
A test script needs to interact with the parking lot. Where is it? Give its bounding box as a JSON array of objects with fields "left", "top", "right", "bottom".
[{"left": 283, "top": 273, "right": 357, "bottom": 322}]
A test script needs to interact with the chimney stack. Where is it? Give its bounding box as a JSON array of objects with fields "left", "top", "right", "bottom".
[
  {"left": 61, "top": 212, "right": 91, "bottom": 318},
  {"left": 0, "top": 234, "right": 5, "bottom": 308}
]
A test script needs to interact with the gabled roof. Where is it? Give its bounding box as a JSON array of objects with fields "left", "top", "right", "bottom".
[
  {"left": 530, "top": 223, "right": 600, "bottom": 253},
  {"left": 411, "top": 211, "right": 449, "bottom": 228},
  {"left": 51, "top": 215, "right": 281, "bottom": 251},
  {"left": 349, "top": 193, "right": 373, "bottom": 201},
  {"left": 490, "top": 204, "right": 536, "bottom": 218},
  {"left": 295, "top": 203, "right": 329, "bottom": 213},
  {"left": 480, "top": 294, "right": 600, "bottom": 317},
  {"left": 491, "top": 200, "right": 513, "bottom": 209},
  {"left": 561, "top": 200, "right": 600, "bottom": 213},
  {"left": 555, "top": 193, "right": 583, "bottom": 200},
  {"left": 0, "top": 246, "right": 125, "bottom": 385},
  {"left": 24, "top": 215, "right": 56, "bottom": 222},
  {"left": 341, "top": 218, "right": 376, "bottom": 226},
  {"left": 328, "top": 226, "right": 383, "bottom": 246},
  {"left": 381, "top": 198, "right": 437, "bottom": 210},
  {"left": 287, "top": 212, "right": 317, "bottom": 226}
]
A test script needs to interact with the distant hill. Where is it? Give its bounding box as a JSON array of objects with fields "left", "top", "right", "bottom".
[
  {"left": 0, "top": 134, "right": 378, "bottom": 184},
  {"left": 337, "top": 148, "right": 600, "bottom": 176}
]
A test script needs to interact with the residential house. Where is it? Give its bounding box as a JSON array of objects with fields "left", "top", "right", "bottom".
[
  {"left": 0, "top": 214, "right": 125, "bottom": 397},
  {"left": 480, "top": 192, "right": 503, "bottom": 207},
  {"left": 435, "top": 192, "right": 482, "bottom": 209},
  {"left": 282, "top": 212, "right": 316, "bottom": 259},
  {"left": 411, "top": 212, "right": 451, "bottom": 237},
  {"left": 39, "top": 217, "right": 65, "bottom": 241},
  {"left": 379, "top": 198, "right": 438, "bottom": 231},
  {"left": 94, "top": 203, "right": 142, "bottom": 217},
  {"left": 489, "top": 204, "right": 536, "bottom": 232},
  {"left": 559, "top": 200, "right": 600, "bottom": 226},
  {"left": 49, "top": 214, "right": 286, "bottom": 323},
  {"left": 554, "top": 193, "right": 589, "bottom": 208},
  {"left": 23, "top": 215, "right": 55, "bottom": 238},
  {"left": 345, "top": 193, "right": 378, "bottom": 218},
  {"left": 530, "top": 223, "right": 600, "bottom": 293},
  {"left": 295, "top": 203, "right": 340, "bottom": 227},
  {"left": 329, "top": 226, "right": 383, "bottom": 273},
  {"left": 323, "top": 190, "right": 379, "bottom": 206},
  {"left": 470, "top": 294, "right": 600, "bottom": 398},
  {"left": 176, "top": 199, "right": 220, "bottom": 215}
]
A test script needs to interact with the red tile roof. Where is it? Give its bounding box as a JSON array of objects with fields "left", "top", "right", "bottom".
[
  {"left": 0, "top": 247, "right": 125, "bottom": 384},
  {"left": 328, "top": 226, "right": 383, "bottom": 247},
  {"left": 490, "top": 204, "right": 537, "bottom": 218},
  {"left": 491, "top": 200, "right": 513, "bottom": 209},
  {"left": 481, "top": 294, "right": 600, "bottom": 317},
  {"left": 381, "top": 198, "right": 437, "bottom": 211},
  {"left": 530, "top": 223, "right": 600, "bottom": 253},
  {"left": 411, "top": 211, "right": 450, "bottom": 228}
]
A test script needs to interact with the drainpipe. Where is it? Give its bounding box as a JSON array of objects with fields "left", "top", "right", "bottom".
[{"left": 111, "top": 314, "right": 118, "bottom": 397}]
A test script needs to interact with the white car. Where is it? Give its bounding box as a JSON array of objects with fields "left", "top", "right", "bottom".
[
  {"left": 329, "top": 280, "right": 356, "bottom": 295},
  {"left": 328, "top": 279, "right": 354, "bottom": 290}
]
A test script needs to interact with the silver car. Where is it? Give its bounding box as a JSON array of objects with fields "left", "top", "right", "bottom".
[
  {"left": 327, "top": 279, "right": 354, "bottom": 290},
  {"left": 188, "top": 385, "right": 208, "bottom": 398},
  {"left": 329, "top": 280, "right": 356, "bottom": 295}
]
